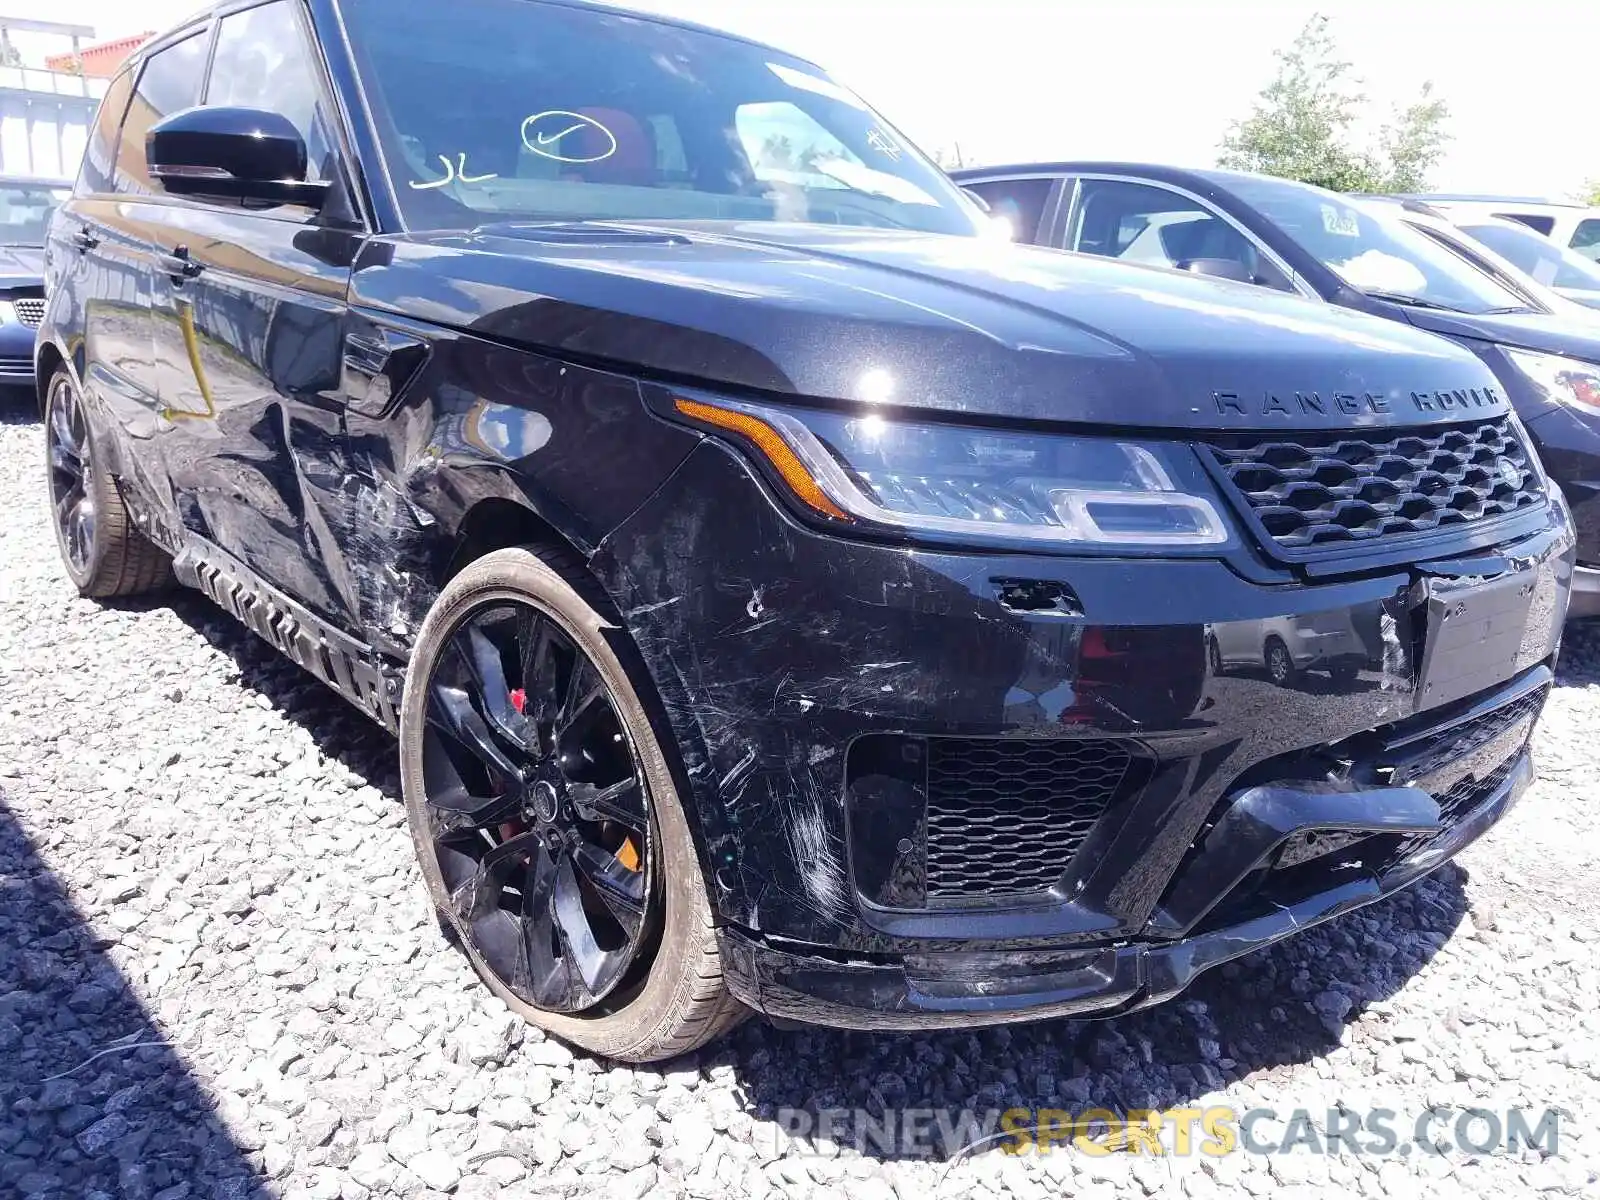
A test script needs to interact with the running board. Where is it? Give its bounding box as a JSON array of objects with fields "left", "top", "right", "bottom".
[{"left": 173, "top": 543, "right": 403, "bottom": 733}]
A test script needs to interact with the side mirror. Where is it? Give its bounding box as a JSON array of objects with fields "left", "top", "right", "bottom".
[
  {"left": 1177, "top": 257, "right": 1255, "bottom": 285},
  {"left": 147, "top": 106, "right": 331, "bottom": 208}
]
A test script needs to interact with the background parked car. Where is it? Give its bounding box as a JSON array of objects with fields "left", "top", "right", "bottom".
[
  {"left": 1396, "top": 196, "right": 1600, "bottom": 264},
  {"left": 1416, "top": 206, "right": 1600, "bottom": 312},
  {"left": 1207, "top": 611, "right": 1368, "bottom": 688},
  {"left": 953, "top": 162, "right": 1600, "bottom": 617},
  {"left": 1357, "top": 199, "right": 1600, "bottom": 323},
  {"left": 0, "top": 174, "right": 69, "bottom": 393}
]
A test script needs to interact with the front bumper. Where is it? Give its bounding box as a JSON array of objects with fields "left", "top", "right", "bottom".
[
  {"left": 0, "top": 316, "right": 37, "bottom": 381},
  {"left": 721, "top": 738, "right": 1532, "bottom": 1030},
  {"left": 591, "top": 438, "right": 1572, "bottom": 1025}
]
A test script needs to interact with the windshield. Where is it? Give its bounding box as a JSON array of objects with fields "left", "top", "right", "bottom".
[
  {"left": 1217, "top": 173, "right": 1530, "bottom": 314},
  {"left": 341, "top": 0, "right": 984, "bottom": 236},
  {"left": 1459, "top": 220, "right": 1600, "bottom": 296},
  {"left": 0, "top": 181, "right": 69, "bottom": 246}
]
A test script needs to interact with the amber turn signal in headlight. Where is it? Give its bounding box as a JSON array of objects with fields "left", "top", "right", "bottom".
[{"left": 673, "top": 395, "right": 1234, "bottom": 550}]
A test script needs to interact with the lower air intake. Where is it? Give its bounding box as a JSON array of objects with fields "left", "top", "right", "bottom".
[{"left": 924, "top": 738, "right": 1133, "bottom": 900}]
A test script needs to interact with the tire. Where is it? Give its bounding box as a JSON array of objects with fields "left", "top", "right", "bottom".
[
  {"left": 399, "top": 546, "right": 744, "bottom": 1062},
  {"left": 1264, "top": 637, "right": 1297, "bottom": 688},
  {"left": 43, "top": 367, "right": 171, "bottom": 599},
  {"left": 1206, "top": 636, "right": 1224, "bottom": 676}
]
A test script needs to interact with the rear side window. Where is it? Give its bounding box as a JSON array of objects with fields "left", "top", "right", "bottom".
[
  {"left": 206, "top": 2, "right": 337, "bottom": 183},
  {"left": 962, "top": 177, "right": 1055, "bottom": 243},
  {"left": 736, "top": 101, "right": 863, "bottom": 191},
  {"left": 76, "top": 69, "right": 136, "bottom": 196},
  {"left": 1069, "top": 178, "right": 1295, "bottom": 293},
  {"left": 1497, "top": 212, "right": 1556, "bottom": 237},
  {"left": 1570, "top": 219, "right": 1600, "bottom": 263},
  {"left": 117, "top": 33, "right": 210, "bottom": 194}
]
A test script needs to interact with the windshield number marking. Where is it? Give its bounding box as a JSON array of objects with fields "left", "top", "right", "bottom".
[{"left": 410, "top": 153, "right": 500, "bottom": 191}]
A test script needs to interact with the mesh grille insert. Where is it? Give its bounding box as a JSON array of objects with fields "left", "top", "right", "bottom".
[
  {"left": 924, "top": 739, "right": 1133, "bottom": 900},
  {"left": 1397, "top": 685, "right": 1549, "bottom": 783},
  {"left": 1205, "top": 418, "right": 1542, "bottom": 552},
  {"left": 12, "top": 298, "right": 44, "bottom": 328}
]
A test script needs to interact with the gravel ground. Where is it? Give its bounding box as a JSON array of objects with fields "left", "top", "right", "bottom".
[{"left": 2, "top": 404, "right": 1597, "bottom": 1200}]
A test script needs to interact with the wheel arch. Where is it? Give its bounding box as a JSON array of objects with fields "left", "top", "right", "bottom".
[
  {"left": 442, "top": 496, "right": 586, "bottom": 587},
  {"left": 34, "top": 339, "right": 64, "bottom": 418},
  {"left": 434, "top": 497, "right": 729, "bottom": 909}
]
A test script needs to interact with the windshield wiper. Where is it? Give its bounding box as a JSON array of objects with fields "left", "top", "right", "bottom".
[{"left": 1360, "top": 290, "right": 1464, "bottom": 313}]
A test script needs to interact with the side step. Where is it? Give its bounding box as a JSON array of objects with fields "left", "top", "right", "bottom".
[{"left": 173, "top": 543, "right": 403, "bottom": 733}]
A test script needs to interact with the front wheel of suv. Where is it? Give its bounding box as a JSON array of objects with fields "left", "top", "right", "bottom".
[
  {"left": 44, "top": 367, "right": 171, "bottom": 598},
  {"left": 399, "top": 546, "right": 744, "bottom": 1062}
]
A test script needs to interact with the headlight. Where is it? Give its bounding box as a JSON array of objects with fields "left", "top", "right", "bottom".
[
  {"left": 0, "top": 301, "right": 15, "bottom": 325},
  {"left": 673, "top": 395, "right": 1233, "bottom": 549},
  {"left": 1504, "top": 348, "right": 1600, "bottom": 417}
]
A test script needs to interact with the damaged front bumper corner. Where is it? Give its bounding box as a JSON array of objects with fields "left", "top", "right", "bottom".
[{"left": 718, "top": 751, "right": 1532, "bottom": 1031}]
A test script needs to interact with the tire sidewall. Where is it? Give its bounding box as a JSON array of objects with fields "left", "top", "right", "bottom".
[
  {"left": 399, "top": 547, "right": 713, "bottom": 1058},
  {"left": 44, "top": 368, "right": 104, "bottom": 591}
]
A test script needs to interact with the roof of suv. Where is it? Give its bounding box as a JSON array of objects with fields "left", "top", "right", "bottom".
[
  {"left": 951, "top": 162, "right": 1269, "bottom": 190},
  {"left": 134, "top": 0, "right": 806, "bottom": 70}
]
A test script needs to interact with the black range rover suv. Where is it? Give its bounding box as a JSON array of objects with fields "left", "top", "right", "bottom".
[{"left": 39, "top": 0, "right": 1573, "bottom": 1061}]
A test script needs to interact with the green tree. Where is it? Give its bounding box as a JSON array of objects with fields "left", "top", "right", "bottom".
[
  {"left": 1378, "top": 82, "right": 1451, "bottom": 193},
  {"left": 1219, "top": 14, "right": 1450, "bottom": 194},
  {"left": 1574, "top": 179, "right": 1600, "bottom": 206}
]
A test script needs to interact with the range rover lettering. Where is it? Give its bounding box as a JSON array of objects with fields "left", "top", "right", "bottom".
[{"left": 38, "top": 0, "right": 1573, "bottom": 1061}]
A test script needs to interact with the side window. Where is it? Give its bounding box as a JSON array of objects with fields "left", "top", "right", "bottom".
[
  {"left": 76, "top": 69, "right": 136, "bottom": 196},
  {"left": 1569, "top": 219, "right": 1600, "bottom": 263},
  {"left": 735, "top": 101, "right": 861, "bottom": 191},
  {"left": 962, "top": 178, "right": 1055, "bottom": 244},
  {"left": 1496, "top": 213, "right": 1555, "bottom": 237},
  {"left": 206, "top": 2, "right": 336, "bottom": 183},
  {"left": 1070, "top": 179, "right": 1291, "bottom": 291},
  {"left": 116, "top": 34, "right": 210, "bottom": 195}
]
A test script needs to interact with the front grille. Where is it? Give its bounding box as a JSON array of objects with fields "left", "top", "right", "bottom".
[
  {"left": 12, "top": 298, "right": 44, "bottom": 328},
  {"left": 1205, "top": 418, "right": 1542, "bottom": 552},
  {"left": 0, "top": 355, "right": 32, "bottom": 375},
  {"left": 924, "top": 738, "right": 1132, "bottom": 900}
]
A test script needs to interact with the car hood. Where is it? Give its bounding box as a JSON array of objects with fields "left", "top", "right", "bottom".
[
  {"left": 352, "top": 222, "right": 1501, "bottom": 432},
  {"left": 1400, "top": 305, "right": 1600, "bottom": 363},
  {"left": 0, "top": 244, "right": 43, "bottom": 288}
]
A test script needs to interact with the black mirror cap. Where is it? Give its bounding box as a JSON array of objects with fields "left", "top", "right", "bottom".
[{"left": 147, "top": 105, "right": 331, "bottom": 208}]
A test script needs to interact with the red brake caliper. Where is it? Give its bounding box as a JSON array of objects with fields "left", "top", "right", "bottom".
[{"left": 501, "top": 689, "right": 532, "bottom": 844}]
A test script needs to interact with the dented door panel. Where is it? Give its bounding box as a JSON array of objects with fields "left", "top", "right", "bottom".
[{"left": 150, "top": 203, "right": 360, "bottom": 627}]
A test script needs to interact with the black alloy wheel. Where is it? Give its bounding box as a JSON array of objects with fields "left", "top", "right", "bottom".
[
  {"left": 46, "top": 371, "right": 96, "bottom": 577},
  {"left": 419, "top": 599, "right": 656, "bottom": 1012}
]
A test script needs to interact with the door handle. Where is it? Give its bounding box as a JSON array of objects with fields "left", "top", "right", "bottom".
[
  {"left": 72, "top": 227, "right": 99, "bottom": 254},
  {"left": 159, "top": 245, "right": 204, "bottom": 283}
]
